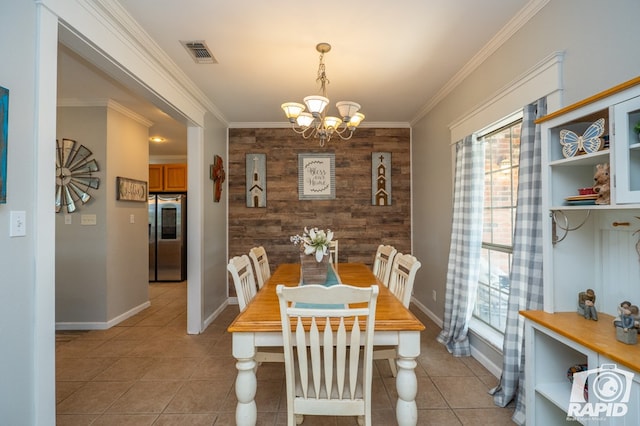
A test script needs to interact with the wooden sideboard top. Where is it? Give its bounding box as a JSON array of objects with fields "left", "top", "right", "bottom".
[{"left": 521, "top": 310, "right": 640, "bottom": 372}]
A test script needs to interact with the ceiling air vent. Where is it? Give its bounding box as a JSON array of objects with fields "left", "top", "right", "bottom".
[{"left": 180, "top": 40, "right": 217, "bottom": 64}]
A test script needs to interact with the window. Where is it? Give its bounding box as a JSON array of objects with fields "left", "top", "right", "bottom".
[{"left": 473, "top": 116, "right": 522, "bottom": 333}]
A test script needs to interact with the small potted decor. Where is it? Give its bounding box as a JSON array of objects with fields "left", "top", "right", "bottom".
[
  {"left": 634, "top": 121, "right": 640, "bottom": 141},
  {"left": 290, "top": 227, "right": 334, "bottom": 284}
]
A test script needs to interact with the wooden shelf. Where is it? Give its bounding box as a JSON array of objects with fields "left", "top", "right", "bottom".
[{"left": 521, "top": 311, "right": 640, "bottom": 373}]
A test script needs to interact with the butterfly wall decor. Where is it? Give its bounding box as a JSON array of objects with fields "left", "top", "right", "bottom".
[{"left": 559, "top": 118, "right": 606, "bottom": 158}]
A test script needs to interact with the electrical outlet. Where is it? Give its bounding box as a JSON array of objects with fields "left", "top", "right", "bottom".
[
  {"left": 81, "top": 214, "right": 97, "bottom": 225},
  {"left": 432, "top": 290, "right": 437, "bottom": 302}
]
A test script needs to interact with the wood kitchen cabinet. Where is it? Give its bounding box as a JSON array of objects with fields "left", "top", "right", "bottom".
[{"left": 148, "top": 163, "right": 187, "bottom": 192}]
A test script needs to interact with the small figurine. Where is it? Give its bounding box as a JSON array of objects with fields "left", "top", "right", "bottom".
[
  {"left": 593, "top": 163, "right": 610, "bottom": 205},
  {"left": 577, "top": 289, "right": 598, "bottom": 321},
  {"left": 614, "top": 301, "right": 633, "bottom": 328},
  {"left": 614, "top": 302, "right": 639, "bottom": 345},
  {"left": 626, "top": 305, "right": 640, "bottom": 329}
]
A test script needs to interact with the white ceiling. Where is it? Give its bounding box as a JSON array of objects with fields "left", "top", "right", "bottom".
[{"left": 57, "top": 0, "right": 537, "bottom": 156}]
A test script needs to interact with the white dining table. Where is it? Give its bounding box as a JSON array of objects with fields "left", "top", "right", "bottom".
[{"left": 227, "top": 263, "right": 425, "bottom": 425}]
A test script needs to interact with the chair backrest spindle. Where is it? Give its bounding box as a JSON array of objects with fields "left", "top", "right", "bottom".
[
  {"left": 329, "top": 240, "right": 339, "bottom": 267},
  {"left": 372, "top": 244, "right": 397, "bottom": 286},
  {"left": 388, "top": 253, "right": 421, "bottom": 308},
  {"left": 249, "top": 246, "right": 271, "bottom": 289},
  {"left": 227, "top": 255, "right": 258, "bottom": 311}
]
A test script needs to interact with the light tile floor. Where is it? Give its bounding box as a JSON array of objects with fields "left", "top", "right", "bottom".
[{"left": 56, "top": 282, "right": 515, "bottom": 425}]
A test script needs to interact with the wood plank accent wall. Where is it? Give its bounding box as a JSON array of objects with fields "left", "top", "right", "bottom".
[{"left": 228, "top": 128, "right": 412, "bottom": 293}]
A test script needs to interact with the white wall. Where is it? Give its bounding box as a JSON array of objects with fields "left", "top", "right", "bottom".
[
  {"left": 0, "top": 1, "right": 54, "bottom": 423},
  {"left": 411, "top": 0, "right": 640, "bottom": 365}
]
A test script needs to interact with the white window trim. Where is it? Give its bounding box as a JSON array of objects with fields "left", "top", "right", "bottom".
[
  {"left": 469, "top": 316, "right": 505, "bottom": 351},
  {"left": 449, "top": 51, "right": 564, "bottom": 142}
]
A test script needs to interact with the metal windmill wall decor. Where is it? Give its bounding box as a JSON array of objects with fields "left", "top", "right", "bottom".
[{"left": 55, "top": 138, "right": 100, "bottom": 213}]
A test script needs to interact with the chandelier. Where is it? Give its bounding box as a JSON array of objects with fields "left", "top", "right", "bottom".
[{"left": 281, "top": 43, "right": 365, "bottom": 147}]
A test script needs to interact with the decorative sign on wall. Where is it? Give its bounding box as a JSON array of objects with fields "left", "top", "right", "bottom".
[
  {"left": 116, "top": 177, "right": 148, "bottom": 202},
  {"left": 372, "top": 152, "right": 391, "bottom": 206},
  {"left": 298, "top": 153, "right": 335, "bottom": 200},
  {"left": 0, "top": 86, "right": 8, "bottom": 204},
  {"left": 210, "top": 154, "right": 225, "bottom": 202},
  {"left": 246, "top": 153, "right": 266, "bottom": 207}
]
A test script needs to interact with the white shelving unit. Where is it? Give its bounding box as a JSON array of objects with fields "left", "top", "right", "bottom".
[{"left": 525, "top": 77, "right": 640, "bottom": 425}]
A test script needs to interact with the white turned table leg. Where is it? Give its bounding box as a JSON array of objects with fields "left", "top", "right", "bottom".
[
  {"left": 396, "top": 331, "right": 420, "bottom": 426},
  {"left": 233, "top": 333, "right": 258, "bottom": 426}
]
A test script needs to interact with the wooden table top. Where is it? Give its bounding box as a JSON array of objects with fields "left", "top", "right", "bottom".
[
  {"left": 521, "top": 310, "right": 640, "bottom": 372},
  {"left": 228, "top": 263, "right": 425, "bottom": 333}
]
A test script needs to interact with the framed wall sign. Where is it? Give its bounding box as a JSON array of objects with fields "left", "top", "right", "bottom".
[
  {"left": 298, "top": 153, "right": 335, "bottom": 200},
  {"left": 116, "top": 177, "right": 148, "bottom": 202},
  {"left": 372, "top": 152, "right": 391, "bottom": 205},
  {"left": 246, "top": 153, "right": 266, "bottom": 207}
]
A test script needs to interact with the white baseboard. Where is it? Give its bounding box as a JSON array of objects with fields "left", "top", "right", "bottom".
[
  {"left": 55, "top": 300, "right": 151, "bottom": 330},
  {"left": 410, "top": 296, "right": 503, "bottom": 378},
  {"left": 410, "top": 296, "right": 443, "bottom": 328},
  {"left": 203, "top": 299, "right": 231, "bottom": 330},
  {"left": 469, "top": 338, "right": 503, "bottom": 378}
]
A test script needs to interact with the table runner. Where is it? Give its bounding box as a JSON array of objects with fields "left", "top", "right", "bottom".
[{"left": 295, "top": 264, "right": 345, "bottom": 308}]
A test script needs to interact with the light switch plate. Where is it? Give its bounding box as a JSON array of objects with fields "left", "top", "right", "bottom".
[{"left": 10, "top": 210, "right": 26, "bottom": 237}]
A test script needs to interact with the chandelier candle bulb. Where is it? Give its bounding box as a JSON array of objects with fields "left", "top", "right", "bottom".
[
  {"left": 282, "top": 102, "right": 305, "bottom": 122},
  {"left": 296, "top": 112, "right": 314, "bottom": 127},
  {"left": 281, "top": 42, "right": 365, "bottom": 146}
]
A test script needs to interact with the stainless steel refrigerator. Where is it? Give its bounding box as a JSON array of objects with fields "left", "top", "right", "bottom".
[{"left": 148, "top": 194, "right": 187, "bottom": 282}]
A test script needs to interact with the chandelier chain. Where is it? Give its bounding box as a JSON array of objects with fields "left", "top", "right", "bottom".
[{"left": 317, "top": 52, "right": 329, "bottom": 97}]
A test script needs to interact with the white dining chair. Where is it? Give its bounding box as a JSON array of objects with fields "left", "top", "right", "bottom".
[
  {"left": 373, "top": 252, "right": 421, "bottom": 377},
  {"left": 228, "top": 255, "right": 283, "bottom": 363},
  {"left": 329, "top": 239, "right": 339, "bottom": 267},
  {"left": 276, "top": 283, "right": 379, "bottom": 426},
  {"left": 372, "top": 244, "right": 397, "bottom": 287},
  {"left": 227, "top": 255, "right": 258, "bottom": 312},
  {"left": 249, "top": 246, "right": 271, "bottom": 289}
]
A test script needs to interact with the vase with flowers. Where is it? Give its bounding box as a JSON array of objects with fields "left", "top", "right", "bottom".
[{"left": 290, "top": 227, "right": 334, "bottom": 284}]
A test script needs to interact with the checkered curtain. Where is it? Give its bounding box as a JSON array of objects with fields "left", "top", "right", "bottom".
[
  {"left": 490, "top": 98, "right": 546, "bottom": 424},
  {"left": 437, "top": 135, "right": 484, "bottom": 356}
]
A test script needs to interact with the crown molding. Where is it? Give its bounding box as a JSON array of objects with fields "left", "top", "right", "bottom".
[
  {"left": 411, "top": 0, "right": 551, "bottom": 125},
  {"left": 57, "top": 97, "right": 154, "bottom": 127},
  {"left": 228, "top": 121, "right": 411, "bottom": 129},
  {"left": 81, "top": 0, "right": 227, "bottom": 125},
  {"left": 448, "top": 50, "right": 563, "bottom": 142}
]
